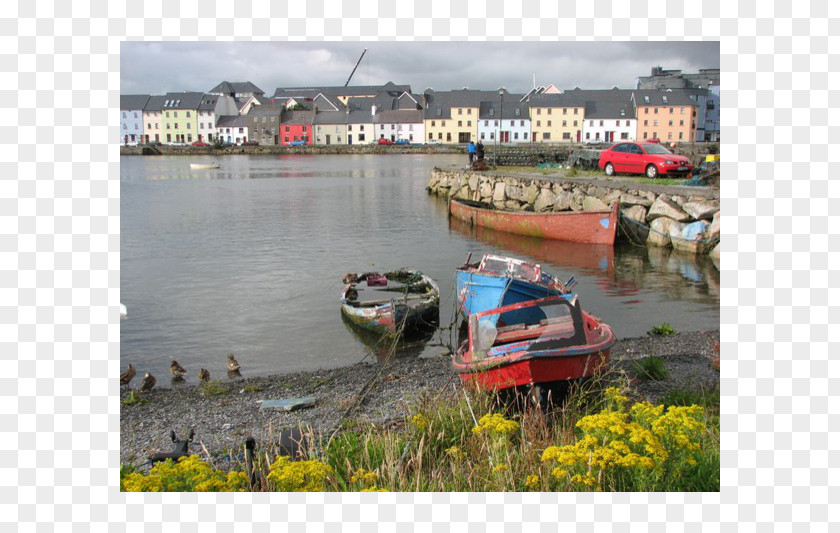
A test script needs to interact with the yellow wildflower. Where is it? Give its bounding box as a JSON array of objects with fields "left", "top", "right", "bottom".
[
  {"left": 472, "top": 413, "right": 520, "bottom": 438},
  {"left": 525, "top": 475, "right": 540, "bottom": 489},
  {"left": 120, "top": 455, "right": 249, "bottom": 492},
  {"left": 267, "top": 456, "right": 332, "bottom": 492},
  {"left": 411, "top": 413, "right": 429, "bottom": 432},
  {"left": 445, "top": 445, "right": 466, "bottom": 461},
  {"left": 350, "top": 467, "right": 378, "bottom": 487},
  {"left": 492, "top": 463, "right": 508, "bottom": 473},
  {"left": 360, "top": 485, "right": 388, "bottom": 492}
]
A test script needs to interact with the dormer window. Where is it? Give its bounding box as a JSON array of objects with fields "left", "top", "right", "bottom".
[
  {"left": 489, "top": 108, "right": 494, "bottom": 116},
  {"left": 436, "top": 108, "right": 441, "bottom": 116},
  {"left": 662, "top": 96, "right": 668, "bottom": 104},
  {"left": 620, "top": 109, "right": 626, "bottom": 116},
  {"left": 515, "top": 109, "right": 520, "bottom": 116},
  {"left": 644, "top": 96, "right": 650, "bottom": 104}
]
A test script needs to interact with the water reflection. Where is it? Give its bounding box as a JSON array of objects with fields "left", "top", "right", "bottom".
[{"left": 339, "top": 312, "right": 439, "bottom": 362}]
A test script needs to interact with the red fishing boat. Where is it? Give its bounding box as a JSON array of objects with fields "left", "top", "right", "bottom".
[
  {"left": 449, "top": 198, "right": 619, "bottom": 245},
  {"left": 452, "top": 295, "right": 615, "bottom": 392}
]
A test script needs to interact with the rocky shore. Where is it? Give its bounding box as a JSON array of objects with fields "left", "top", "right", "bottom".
[
  {"left": 120, "top": 329, "right": 720, "bottom": 466},
  {"left": 427, "top": 168, "right": 721, "bottom": 265}
]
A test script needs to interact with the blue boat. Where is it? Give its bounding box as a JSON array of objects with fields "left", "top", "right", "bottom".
[{"left": 455, "top": 254, "right": 576, "bottom": 323}]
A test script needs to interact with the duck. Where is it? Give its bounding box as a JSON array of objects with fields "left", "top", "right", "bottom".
[
  {"left": 139, "top": 372, "right": 156, "bottom": 393},
  {"left": 197, "top": 368, "right": 210, "bottom": 382},
  {"left": 226, "top": 353, "right": 240, "bottom": 373},
  {"left": 169, "top": 360, "right": 186, "bottom": 379},
  {"left": 120, "top": 364, "right": 136, "bottom": 387}
]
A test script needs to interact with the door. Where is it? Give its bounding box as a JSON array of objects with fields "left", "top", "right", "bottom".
[
  {"left": 458, "top": 132, "right": 470, "bottom": 143},
  {"left": 627, "top": 143, "right": 645, "bottom": 173},
  {"left": 610, "top": 143, "right": 628, "bottom": 172},
  {"left": 348, "top": 135, "right": 352, "bottom": 145},
  {"left": 532, "top": 132, "right": 537, "bottom": 143},
  {"left": 326, "top": 135, "right": 331, "bottom": 145},
  {"left": 576, "top": 130, "right": 581, "bottom": 142}
]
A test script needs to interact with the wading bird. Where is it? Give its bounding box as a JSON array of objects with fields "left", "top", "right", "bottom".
[
  {"left": 139, "top": 372, "right": 156, "bottom": 393},
  {"left": 170, "top": 360, "right": 186, "bottom": 379},
  {"left": 227, "top": 353, "right": 240, "bottom": 373},
  {"left": 197, "top": 368, "right": 210, "bottom": 382},
  {"left": 120, "top": 364, "right": 136, "bottom": 387}
]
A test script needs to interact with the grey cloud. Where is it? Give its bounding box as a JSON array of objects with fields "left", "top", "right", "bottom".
[{"left": 121, "top": 41, "right": 719, "bottom": 96}]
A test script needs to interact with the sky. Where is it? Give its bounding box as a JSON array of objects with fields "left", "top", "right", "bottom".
[{"left": 121, "top": 41, "right": 719, "bottom": 97}]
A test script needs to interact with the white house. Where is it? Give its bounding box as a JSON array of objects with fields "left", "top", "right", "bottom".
[
  {"left": 120, "top": 95, "right": 150, "bottom": 145},
  {"left": 579, "top": 90, "right": 638, "bottom": 143},
  {"left": 478, "top": 99, "right": 531, "bottom": 143},
  {"left": 215, "top": 115, "right": 250, "bottom": 144}
]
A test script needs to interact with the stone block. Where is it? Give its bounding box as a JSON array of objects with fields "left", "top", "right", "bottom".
[
  {"left": 647, "top": 217, "right": 676, "bottom": 247},
  {"left": 534, "top": 189, "right": 557, "bottom": 212},
  {"left": 647, "top": 196, "right": 691, "bottom": 222},
  {"left": 583, "top": 196, "right": 610, "bottom": 212}
]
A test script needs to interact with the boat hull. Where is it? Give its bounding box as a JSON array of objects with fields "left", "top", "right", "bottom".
[
  {"left": 455, "top": 348, "right": 611, "bottom": 390},
  {"left": 190, "top": 163, "right": 219, "bottom": 169},
  {"left": 449, "top": 198, "right": 619, "bottom": 245},
  {"left": 455, "top": 269, "right": 560, "bottom": 318}
]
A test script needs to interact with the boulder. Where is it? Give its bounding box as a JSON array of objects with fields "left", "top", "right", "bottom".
[
  {"left": 468, "top": 175, "right": 479, "bottom": 191},
  {"left": 643, "top": 190, "right": 657, "bottom": 201},
  {"left": 504, "top": 200, "right": 523, "bottom": 210},
  {"left": 601, "top": 189, "right": 623, "bottom": 205},
  {"left": 647, "top": 196, "right": 691, "bottom": 222},
  {"left": 569, "top": 190, "right": 586, "bottom": 211},
  {"left": 671, "top": 220, "right": 713, "bottom": 254},
  {"left": 552, "top": 183, "right": 565, "bottom": 194},
  {"left": 534, "top": 188, "right": 557, "bottom": 212},
  {"left": 454, "top": 186, "right": 471, "bottom": 200},
  {"left": 620, "top": 194, "right": 654, "bottom": 207},
  {"left": 671, "top": 195, "right": 687, "bottom": 206},
  {"left": 480, "top": 182, "right": 493, "bottom": 199},
  {"left": 709, "top": 211, "right": 720, "bottom": 241},
  {"left": 621, "top": 205, "right": 647, "bottom": 224},
  {"left": 493, "top": 182, "right": 506, "bottom": 202},
  {"left": 710, "top": 242, "right": 720, "bottom": 267},
  {"left": 524, "top": 183, "right": 540, "bottom": 205},
  {"left": 647, "top": 217, "right": 676, "bottom": 247},
  {"left": 553, "top": 190, "right": 573, "bottom": 211},
  {"left": 583, "top": 196, "right": 610, "bottom": 212},
  {"left": 681, "top": 202, "right": 718, "bottom": 221},
  {"left": 588, "top": 185, "right": 607, "bottom": 198}
]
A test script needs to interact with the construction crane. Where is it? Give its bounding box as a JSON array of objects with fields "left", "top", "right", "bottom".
[{"left": 344, "top": 48, "right": 367, "bottom": 87}]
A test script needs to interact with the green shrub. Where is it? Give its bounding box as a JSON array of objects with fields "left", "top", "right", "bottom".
[
  {"left": 200, "top": 381, "right": 229, "bottom": 397},
  {"left": 649, "top": 322, "right": 675, "bottom": 336},
  {"left": 122, "top": 390, "right": 148, "bottom": 406},
  {"left": 636, "top": 356, "right": 669, "bottom": 381}
]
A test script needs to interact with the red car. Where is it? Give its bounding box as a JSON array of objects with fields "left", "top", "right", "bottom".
[
  {"left": 377, "top": 138, "right": 394, "bottom": 145},
  {"left": 598, "top": 141, "right": 693, "bottom": 179},
  {"left": 191, "top": 141, "right": 209, "bottom": 147}
]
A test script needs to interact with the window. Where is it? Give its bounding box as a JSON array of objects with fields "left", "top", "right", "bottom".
[
  {"left": 621, "top": 132, "right": 629, "bottom": 139},
  {"left": 573, "top": 121, "right": 578, "bottom": 126},
  {"left": 467, "top": 121, "right": 471, "bottom": 127},
  {"left": 358, "top": 134, "right": 365, "bottom": 141},
  {"left": 586, "top": 132, "right": 590, "bottom": 140},
  {"left": 480, "top": 132, "right": 485, "bottom": 140},
  {"left": 489, "top": 109, "right": 494, "bottom": 116},
  {"left": 514, "top": 132, "right": 518, "bottom": 139},
  {"left": 562, "top": 132, "right": 570, "bottom": 140},
  {"left": 595, "top": 132, "right": 601, "bottom": 139},
  {"left": 668, "top": 132, "right": 673, "bottom": 139},
  {"left": 653, "top": 120, "right": 658, "bottom": 126},
  {"left": 271, "top": 117, "right": 276, "bottom": 122},
  {"left": 285, "top": 126, "right": 290, "bottom": 132},
  {"left": 620, "top": 109, "right": 625, "bottom": 116},
  {"left": 380, "top": 125, "right": 384, "bottom": 130},
  {"left": 446, "top": 132, "right": 451, "bottom": 141},
  {"left": 547, "top": 109, "right": 552, "bottom": 115},
  {"left": 187, "top": 134, "right": 192, "bottom": 142},
  {"left": 654, "top": 108, "right": 658, "bottom": 114},
  {"left": 542, "top": 132, "right": 550, "bottom": 140},
  {"left": 643, "top": 132, "right": 648, "bottom": 139},
  {"left": 490, "top": 132, "right": 494, "bottom": 140},
  {"left": 683, "top": 107, "right": 688, "bottom": 113},
  {"left": 122, "top": 124, "right": 126, "bottom": 130},
  {"left": 669, "top": 108, "right": 673, "bottom": 114},
  {"left": 547, "top": 121, "right": 551, "bottom": 127},
  {"left": 348, "top": 125, "right": 352, "bottom": 131},
  {"left": 239, "top": 128, "right": 243, "bottom": 133},
  {"left": 458, "top": 121, "right": 462, "bottom": 127},
  {"left": 537, "top": 109, "right": 541, "bottom": 115},
  {"left": 484, "top": 120, "right": 488, "bottom": 126},
  {"left": 494, "top": 120, "right": 498, "bottom": 126},
  {"left": 429, "top": 132, "right": 433, "bottom": 140},
  {"left": 644, "top": 120, "right": 648, "bottom": 126},
  {"left": 262, "top": 117, "right": 266, "bottom": 122},
  {"left": 187, "top": 112, "right": 191, "bottom": 117},
  {"left": 626, "top": 121, "right": 630, "bottom": 126},
  {"left": 174, "top": 111, "right": 178, "bottom": 117},
  {"left": 616, "top": 121, "right": 620, "bottom": 126},
  {"left": 668, "top": 120, "right": 673, "bottom": 126},
  {"left": 467, "top": 109, "right": 471, "bottom": 115},
  {"left": 589, "top": 120, "right": 594, "bottom": 126},
  {"left": 438, "top": 132, "right": 442, "bottom": 139},
  {"left": 122, "top": 112, "right": 126, "bottom": 118},
  {"left": 563, "top": 108, "right": 567, "bottom": 115},
  {"left": 645, "top": 108, "right": 649, "bottom": 114},
  {"left": 458, "top": 109, "right": 462, "bottom": 115},
  {"left": 644, "top": 96, "right": 650, "bottom": 103},
  {"left": 663, "top": 96, "right": 668, "bottom": 104},
  {"left": 599, "top": 120, "right": 603, "bottom": 126},
  {"left": 680, "top": 120, "right": 684, "bottom": 126},
  {"left": 147, "top": 123, "right": 151, "bottom": 129},
  {"left": 574, "top": 109, "right": 578, "bottom": 114},
  {"left": 187, "top": 123, "right": 191, "bottom": 129},
  {"left": 199, "top": 123, "right": 203, "bottom": 129},
  {"left": 679, "top": 132, "right": 683, "bottom": 139},
  {"left": 166, "top": 123, "right": 170, "bottom": 129},
  {"left": 536, "top": 121, "right": 541, "bottom": 127},
  {"left": 174, "top": 123, "right": 178, "bottom": 128},
  {"left": 155, "top": 124, "right": 159, "bottom": 129},
  {"left": 431, "top": 121, "right": 436, "bottom": 127},
  {"left": 520, "top": 120, "right": 524, "bottom": 126},
  {"left": 167, "top": 134, "right": 171, "bottom": 142},
  {"left": 441, "top": 121, "right": 446, "bottom": 126},
  {"left": 165, "top": 111, "right": 170, "bottom": 118}
]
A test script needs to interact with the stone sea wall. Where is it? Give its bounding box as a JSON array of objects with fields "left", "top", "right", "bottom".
[{"left": 427, "top": 168, "right": 721, "bottom": 265}]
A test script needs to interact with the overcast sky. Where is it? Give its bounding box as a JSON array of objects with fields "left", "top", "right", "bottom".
[{"left": 121, "top": 41, "right": 719, "bottom": 96}]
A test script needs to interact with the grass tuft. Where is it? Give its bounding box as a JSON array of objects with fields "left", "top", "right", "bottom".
[
  {"left": 200, "top": 381, "right": 230, "bottom": 397},
  {"left": 649, "top": 322, "right": 676, "bottom": 336},
  {"left": 122, "top": 390, "right": 149, "bottom": 406},
  {"left": 635, "top": 356, "right": 669, "bottom": 381}
]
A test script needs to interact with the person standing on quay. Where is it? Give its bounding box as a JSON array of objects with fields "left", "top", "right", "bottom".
[
  {"left": 476, "top": 141, "right": 485, "bottom": 160},
  {"left": 467, "top": 141, "right": 476, "bottom": 165}
]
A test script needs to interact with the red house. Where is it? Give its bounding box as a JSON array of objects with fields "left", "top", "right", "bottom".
[{"left": 280, "top": 110, "right": 315, "bottom": 145}]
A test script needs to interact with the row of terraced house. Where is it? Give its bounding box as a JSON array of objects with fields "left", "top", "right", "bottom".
[{"left": 120, "top": 69, "right": 720, "bottom": 147}]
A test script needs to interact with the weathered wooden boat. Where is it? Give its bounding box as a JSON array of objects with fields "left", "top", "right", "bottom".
[
  {"left": 189, "top": 162, "right": 220, "bottom": 170},
  {"left": 453, "top": 295, "right": 615, "bottom": 392},
  {"left": 455, "top": 254, "right": 574, "bottom": 318},
  {"left": 340, "top": 270, "right": 440, "bottom": 337},
  {"left": 449, "top": 198, "right": 619, "bottom": 245}
]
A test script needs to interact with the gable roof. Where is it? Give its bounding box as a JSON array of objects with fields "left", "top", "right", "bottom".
[
  {"left": 631, "top": 89, "right": 698, "bottom": 107},
  {"left": 215, "top": 115, "right": 249, "bottom": 128},
  {"left": 120, "top": 94, "right": 150, "bottom": 111},
  {"left": 143, "top": 95, "right": 167, "bottom": 112},
  {"left": 209, "top": 81, "right": 265, "bottom": 96},
  {"left": 160, "top": 92, "right": 205, "bottom": 110}
]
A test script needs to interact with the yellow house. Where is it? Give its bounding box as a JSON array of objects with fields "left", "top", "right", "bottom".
[
  {"left": 424, "top": 90, "right": 502, "bottom": 144},
  {"left": 527, "top": 93, "right": 585, "bottom": 143},
  {"left": 141, "top": 95, "right": 167, "bottom": 143},
  {"left": 159, "top": 92, "right": 202, "bottom": 144}
]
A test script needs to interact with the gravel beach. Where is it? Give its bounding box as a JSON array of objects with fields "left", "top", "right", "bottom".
[{"left": 120, "top": 329, "right": 719, "bottom": 465}]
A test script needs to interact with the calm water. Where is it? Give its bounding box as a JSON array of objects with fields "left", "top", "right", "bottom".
[{"left": 121, "top": 154, "right": 719, "bottom": 382}]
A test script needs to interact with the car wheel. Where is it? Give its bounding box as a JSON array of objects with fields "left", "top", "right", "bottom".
[
  {"left": 646, "top": 164, "right": 658, "bottom": 179},
  {"left": 605, "top": 163, "right": 615, "bottom": 176}
]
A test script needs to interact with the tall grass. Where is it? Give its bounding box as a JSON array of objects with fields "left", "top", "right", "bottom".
[{"left": 122, "top": 374, "right": 720, "bottom": 492}]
